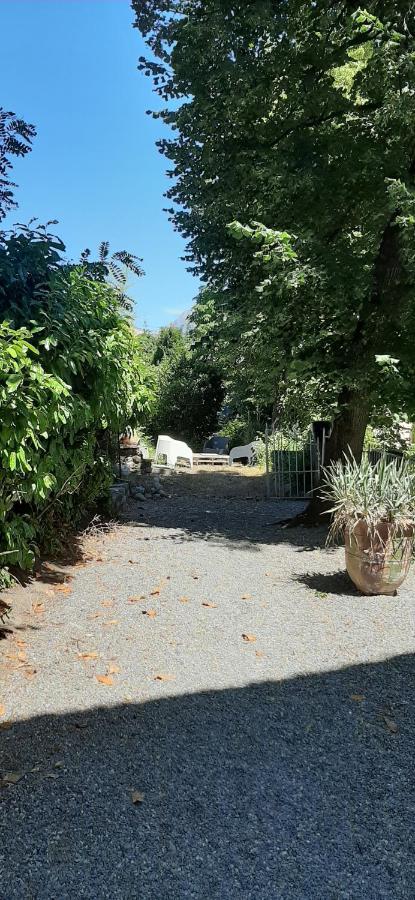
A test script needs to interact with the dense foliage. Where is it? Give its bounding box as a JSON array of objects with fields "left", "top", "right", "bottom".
[
  {"left": 144, "top": 323, "right": 224, "bottom": 447},
  {"left": 0, "top": 224, "right": 152, "bottom": 573},
  {"left": 135, "top": 1, "right": 415, "bottom": 472}
]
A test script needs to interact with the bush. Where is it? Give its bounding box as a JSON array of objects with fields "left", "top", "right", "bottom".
[
  {"left": 218, "top": 416, "right": 256, "bottom": 449},
  {"left": 149, "top": 350, "right": 224, "bottom": 448},
  {"left": 0, "top": 230, "right": 152, "bottom": 574}
]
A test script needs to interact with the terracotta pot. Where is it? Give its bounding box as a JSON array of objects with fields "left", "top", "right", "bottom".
[{"left": 345, "top": 520, "right": 413, "bottom": 596}]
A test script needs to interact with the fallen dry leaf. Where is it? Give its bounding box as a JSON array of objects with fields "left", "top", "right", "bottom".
[
  {"left": 100, "top": 600, "right": 114, "bottom": 608},
  {"left": 383, "top": 715, "right": 398, "bottom": 734},
  {"left": 33, "top": 602, "right": 45, "bottom": 615},
  {"left": 179, "top": 596, "right": 189, "bottom": 604},
  {"left": 78, "top": 651, "right": 99, "bottom": 661},
  {"left": 127, "top": 595, "right": 146, "bottom": 603},
  {"left": 102, "top": 619, "right": 119, "bottom": 627},
  {"left": 202, "top": 601, "right": 217, "bottom": 608},
  {"left": 150, "top": 588, "right": 161, "bottom": 597},
  {"left": 0, "top": 704, "right": 5, "bottom": 717},
  {"left": 142, "top": 609, "right": 157, "bottom": 618},
  {"left": 154, "top": 674, "right": 175, "bottom": 682},
  {"left": 54, "top": 584, "right": 72, "bottom": 595},
  {"left": 23, "top": 667, "right": 37, "bottom": 680},
  {"left": 1, "top": 771, "right": 24, "bottom": 785},
  {"left": 242, "top": 633, "right": 257, "bottom": 643},
  {"left": 87, "top": 611, "right": 104, "bottom": 619},
  {"left": 241, "top": 594, "right": 253, "bottom": 601},
  {"left": 351, "top": 694, "right": 365, "bottom": 702},
  {"left": 95, "top": 675, "right": 113, "bottom": 686},
  {"left": 108, "top": 664, "right": 120, "bottom": 675},
  {"left": 131, "top": 790, "right": 145, "bottom": 805},
  {"left": 255, "top": 650, "right": 266, "bottom": 658}
]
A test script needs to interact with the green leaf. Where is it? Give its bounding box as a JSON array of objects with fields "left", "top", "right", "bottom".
[{"left": 6, "top": 374, "right": 23, "bottom": 392}]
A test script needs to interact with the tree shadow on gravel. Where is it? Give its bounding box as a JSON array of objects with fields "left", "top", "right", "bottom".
[
  {"left": 123, "top": 495, "right": 329, "bottom": 553},
  {"left": 1, "top": 654, "right": 415, "bottom": 899}
]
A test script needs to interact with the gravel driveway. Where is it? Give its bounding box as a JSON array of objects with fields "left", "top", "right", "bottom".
[{"left": 0, "top": 470, "right": 414, "bottom": 899}]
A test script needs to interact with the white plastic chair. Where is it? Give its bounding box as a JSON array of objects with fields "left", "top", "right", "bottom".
[
  {"left": 155, "top": 435, "right": 193, "bottom": 469},
  {"left": 229, "top": 443, "right": 255, "bottom": 465}
]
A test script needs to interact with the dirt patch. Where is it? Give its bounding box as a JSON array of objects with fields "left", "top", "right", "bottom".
[{"left": 164, "top": 465, "right": 266, "bottom": 500}]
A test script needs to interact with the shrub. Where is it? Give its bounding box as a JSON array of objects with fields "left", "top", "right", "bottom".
[
  {"left": 0, "top": 231, "right": 152, "bottom": 575},
  {"left": 218, "top": 417, "right": 256, "bottom": 449},
  {"left": 149, "top": 349, "right": 224, "bottom": 448}
]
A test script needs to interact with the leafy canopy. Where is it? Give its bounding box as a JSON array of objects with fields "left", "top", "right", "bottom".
[
  {"left": 145, "top": 322, "right": 224, "bottom": 446},
  {"left": 134, "top": 1, "right": 415, "bottom": 442}
]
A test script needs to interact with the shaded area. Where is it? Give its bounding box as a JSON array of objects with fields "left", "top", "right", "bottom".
[
  {"left": 1, "top": 655, "right": 415, "bottom": 899},
  {"left": 123, "top": 472, "right": 321, "bottom": 552},
  {"left": 295, "top": 570, "right": 360, "bottom": 597}
]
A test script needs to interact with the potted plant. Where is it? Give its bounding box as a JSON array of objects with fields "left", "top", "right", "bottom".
[{"left": 322, "top": 454, "right": 415, "bottom": 595}]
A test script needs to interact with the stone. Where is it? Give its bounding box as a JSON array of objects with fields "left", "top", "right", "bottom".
[
  {"left": 130, "top": 485, "right": 148, "bottom": 501},
  {"left": 109, "top": 483, "right": 129, "bottom": 514}
]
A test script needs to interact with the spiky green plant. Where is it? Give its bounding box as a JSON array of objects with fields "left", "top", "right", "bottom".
[{"left": 321, "top": 454, "right": 415, "bottom": 548}]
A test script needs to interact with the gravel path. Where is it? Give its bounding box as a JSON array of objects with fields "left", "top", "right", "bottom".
[{"left": 0, "top": 473, "right": 414, "bottom": 899}]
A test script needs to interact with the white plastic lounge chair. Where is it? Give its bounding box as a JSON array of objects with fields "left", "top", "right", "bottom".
[
  {"left": 229, "top": 442, "right": 256, "bottom": 465},
  {"left": 155, "top": 435, "right": 193, "bottom": 469}
]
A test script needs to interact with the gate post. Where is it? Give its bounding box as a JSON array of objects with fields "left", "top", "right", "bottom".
[{"left": 265, "top": 422, "right": 270, "bottom": 498}]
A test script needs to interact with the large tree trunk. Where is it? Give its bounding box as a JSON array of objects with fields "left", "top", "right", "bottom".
[
  {"left": 323, "top": 388, "right": 369, "bottom": 467},
  {"left": 287, "top": 389, "right": 370, "bottom": 526}
]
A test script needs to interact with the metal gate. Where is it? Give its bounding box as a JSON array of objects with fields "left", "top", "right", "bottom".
[
  {"left": 265, "top": 425, "right": 325, "bottom": 500},
  {"left": 264, "top": 424, "right": 411, "bottom": 500}
]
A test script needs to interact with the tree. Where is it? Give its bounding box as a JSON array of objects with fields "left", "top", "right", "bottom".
[
  {"left": 79, "top": 241, "right": 144, "bottom": 311},
  {"left": 136, "top": 328, "right": 158, "bottom": 365},
  {"left": 152, "top": 324, "right": 187, "bottom": 365},
  {"left": 134, "top": 2, "right": 415, "bottom": 503},
  {"left": 189, "top": 286, "right": 271, "bottom": 433},
  {"left": 0, "top": 108, "right": 36, "bottom": 222},
  {"left": 145, "top": 319, "right": 224, "bottom": 445},
  {"left": 149, "top": 348, "right": 224, "bottom": 447}
]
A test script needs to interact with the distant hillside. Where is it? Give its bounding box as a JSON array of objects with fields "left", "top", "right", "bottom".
[{"left": 171, "top": 309, "right": 192, "bottom": 334}]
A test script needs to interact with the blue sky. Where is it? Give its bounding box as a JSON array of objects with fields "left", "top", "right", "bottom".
[{"left": 0, "top": 0, "right": 199, "bottom": 329}]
